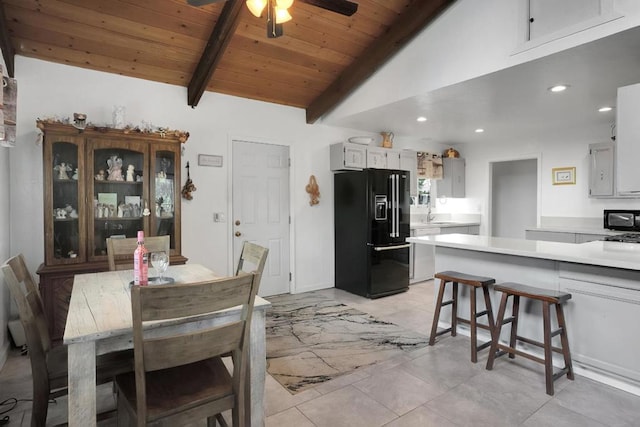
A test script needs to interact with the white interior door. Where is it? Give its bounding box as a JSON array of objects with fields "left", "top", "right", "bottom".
[{"left": 232, "top": 140, "right": 290, "bottom": 297}]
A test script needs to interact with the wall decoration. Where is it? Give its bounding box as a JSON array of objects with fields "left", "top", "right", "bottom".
[
  {"left": 552, "top": 167, "right": 576, "bottom": 185},
  {"left": 181, "top": 161, "right": 197, "bottom": 200},
  {"left": 198, "top": 154, "right": 223, "bottom": 167},
  {"left": 305, "top": 175, "right": 320, "bottom": 206}
]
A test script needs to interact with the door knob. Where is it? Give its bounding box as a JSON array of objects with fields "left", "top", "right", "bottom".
[
  {"left": 235, "top": 220, "right": 241, "bottom": 226},
  {"left": 235, "top": 231, "right": 242, "bottom": 237}
]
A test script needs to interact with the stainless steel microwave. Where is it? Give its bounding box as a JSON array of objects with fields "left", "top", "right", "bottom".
[{"left": 603, "top": 210, "right": 640, "bottom": 231}]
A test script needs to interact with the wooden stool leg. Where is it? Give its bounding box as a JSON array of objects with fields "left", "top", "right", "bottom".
[
  {"left": 486, "top": 291, "right": 509, "bottom": 370},
  {"left": 429, "top": 279, "right": 448, "bottom": 345},
  {"left": 451, "top": 282, "right": 458, "bottom": 337},
  {"left": 482, "top": 285, "right": 495, "bottom": 332},
  {"left": 470, "top": 286, "right": 478, "bottom": 363},
  {"left": 542, "top": 301, "right": 554, "bottom": 395},
  {"left": 556, "top": 303, "right": 575, "bottom": 380},
  {"left": 508, "top": 295, "right": 520, "bottom": 359}
]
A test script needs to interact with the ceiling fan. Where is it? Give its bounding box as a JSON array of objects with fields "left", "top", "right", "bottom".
[{"left": 188, "top": 0, "right": 358, "bottom": 38}]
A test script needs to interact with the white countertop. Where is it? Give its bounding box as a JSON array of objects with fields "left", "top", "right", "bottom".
[
  {"left": 407, "top": 234, "right": 640, "bottom": 271},
  {"left": 525, "top": 226, "right": 623, "bottom": 236},
  {"left": 410, "top": 222, "right": 480, "bottom": 230}
]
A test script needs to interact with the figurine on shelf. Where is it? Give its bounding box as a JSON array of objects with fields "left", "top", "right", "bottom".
[
  {"left": 95, "top": 169, "right": 106, "bottom": 181},
  {"left": 54, "top": 162, "right": 72, "bottom": 180},
  {"left": 126, "top": 164, "right": 135, "bottom": 182},
  {"left": 72, "top": 168, "right": 79, "bottom": 180},
  {"left": 107, "top": 155, "right": 124, "bottom": 181}
]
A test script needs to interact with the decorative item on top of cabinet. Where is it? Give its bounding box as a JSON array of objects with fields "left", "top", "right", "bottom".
[
  {"left": 36, "top": 119, "right": 189, "bottom": 343},
  {"left": 381, "top": 131, "right": 394, "bottom": 148},
  {"left": 444, "top": 147, "right": 460, "bottom": 158},
  {"left": 417, "top": 152, "right": 443, "bottom": 179}
]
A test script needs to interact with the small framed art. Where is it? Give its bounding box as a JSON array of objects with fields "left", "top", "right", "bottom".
[{"left": 552, "top": 167, "right": 576, "bottom": 185}]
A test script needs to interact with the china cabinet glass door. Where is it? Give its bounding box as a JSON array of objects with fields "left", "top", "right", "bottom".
[
  {"left": 45, "top": 136, "right": 86, "bottom": 264},
  {"left": 87, "top": 139, "right": 148, "bottom": 262},
  {"left": 150, "top": 142, "right": 181, "bottom": 255}
]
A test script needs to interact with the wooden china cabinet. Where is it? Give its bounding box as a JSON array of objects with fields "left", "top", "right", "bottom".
[{"left": 36, "top": 120, "right": 189, "bottom": 343}]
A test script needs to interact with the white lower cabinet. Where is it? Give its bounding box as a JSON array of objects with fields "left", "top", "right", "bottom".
[
  {"left": 559, "top": 264, "right": 640, "bottom": 385},
  {"left": 526, "top": 230, "right": 609, "bottom": 243}
]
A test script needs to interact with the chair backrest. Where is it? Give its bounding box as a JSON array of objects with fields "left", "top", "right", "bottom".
[
  {"left": 236, "top": 241, "right": 268, "bottom": 292},
  {"left": 130, "top": 272, "right": 259, "bottom": 423},
  {"left": 2, "top": 255, "right": 51, "bottom": 389},
  {"left": 106, "top": 235, "right": 170, "bottom": 271}
]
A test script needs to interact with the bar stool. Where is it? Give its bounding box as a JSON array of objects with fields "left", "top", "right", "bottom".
[
  {"left": 485, "top": 282, "right": 574, "bottom": 396},
  {"left": 429, "top": 271, "right": 496, "bottom": 363}
]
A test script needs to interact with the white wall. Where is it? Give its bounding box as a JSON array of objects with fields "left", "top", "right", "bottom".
[
  {"left": 326, "top": 0, "right": 640, "bottom": 123},
  {"left": 491, "top": 159, "right": 538, "bottom": 238},
  {"left": 11, "top": 56, "right": 373, "bottom": 301},
  {"left": 0, "top": 54, "right": 11, "bottom": 367},
  {"left": 462, "top": 134, "right": 640, "bottom": 235}
]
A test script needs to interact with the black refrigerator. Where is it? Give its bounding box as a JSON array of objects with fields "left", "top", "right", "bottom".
[{"left": 334, "top": 169, "right": 410, "bottom": 298}]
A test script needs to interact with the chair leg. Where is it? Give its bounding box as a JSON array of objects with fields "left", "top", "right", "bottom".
[
  {"left": 451, "top": 282, "right": 458, "bottom": 337},
  {"left": 508, "top": 295, "right": 520, "bottom": 359},
  {"left": 542, "top": 301, "right": 554, "bottom": 396},
  {"left": 429, "top": 279, "right": 447, "bottom": 345},
  {"left": 486, "top": 292, "right": 509, "bottom": 370},
  {"left": 556, "top": 303, "right": 575, "bottom": 381},
  {"left": 30, "top": 381, "right": 49, "bottom": 427},
  {"left": 470, "top": 286, "right": 478, "bottom": 363}
]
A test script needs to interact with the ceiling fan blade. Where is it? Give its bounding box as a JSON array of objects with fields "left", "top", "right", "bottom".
[
  {"left": 187, "top": 0, "right": 227, "bottom": 6},
  {"left": 297, "top": 0, "right": 358, "bottom": 16}
]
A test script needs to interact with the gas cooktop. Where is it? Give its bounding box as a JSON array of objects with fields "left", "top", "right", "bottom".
[{"left": 604, "top": 233, "right": 640, "bottom": 243}]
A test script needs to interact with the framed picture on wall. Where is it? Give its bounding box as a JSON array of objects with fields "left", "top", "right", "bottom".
[{"left": 552, "top": 167, "right": 576, "bottom": 185}]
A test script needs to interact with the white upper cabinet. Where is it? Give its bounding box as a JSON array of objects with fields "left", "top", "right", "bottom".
[
  {"left": 386, "top": 149, "right": 401, "bottom": 170},
  {"left": 400, "top": 150, "right": 417, "bottom": 197},
  {"left": 438, "top": 158, "right": 465, "bottom": 198},
  {"left": 366, "top": 146, "right": 388, "bottom": 169},
  {"left": 330, "top": 142, "right": 366, "bottom": 171},
  {"left": 616, "top": 83, "right": 640, "bottom": 196},
  {"left": 589, "top": 142, "right": 614, "bottom": 197}
]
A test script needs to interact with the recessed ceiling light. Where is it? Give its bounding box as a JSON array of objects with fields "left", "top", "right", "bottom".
[
  {"left": 548, "top": 84, "right": 569, "bottom": 92},
  {"left": 598, "top": 106, "right": 613, "bottom": 112},
  {"left": 475, "top": 128, "right": 484, "bottom": 133},
  {"left": 416, "top": 116, "right": 427, "bottom": 122}
]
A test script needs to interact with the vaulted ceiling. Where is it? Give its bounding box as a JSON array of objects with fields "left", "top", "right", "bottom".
[{"left": 0, "top": 0, "right": 454, "bottom": 123}]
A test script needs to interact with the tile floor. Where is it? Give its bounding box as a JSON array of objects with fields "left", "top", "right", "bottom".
[{"left": 1, "top": 280, "right": 640, "bottom": 426}]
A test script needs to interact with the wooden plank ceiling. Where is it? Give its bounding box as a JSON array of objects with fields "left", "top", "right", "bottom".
[{"left": 0, "top": 0, "right": 453, "bottom": 123}]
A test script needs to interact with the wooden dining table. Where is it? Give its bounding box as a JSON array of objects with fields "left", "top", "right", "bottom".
[{"left": 64, "top": 263, "right": 271, "bottom": 426}]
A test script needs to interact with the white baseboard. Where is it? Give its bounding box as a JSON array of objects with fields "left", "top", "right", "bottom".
[{"left": 292, "top": 282, "right": 333, "bottom": 294}]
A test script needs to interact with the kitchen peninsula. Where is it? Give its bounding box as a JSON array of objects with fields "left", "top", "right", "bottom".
[{"left": 407, "top": 233, "right": 640, "bottom": 395}]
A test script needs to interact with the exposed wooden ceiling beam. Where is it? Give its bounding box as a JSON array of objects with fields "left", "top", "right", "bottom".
[
  {"left": 305, "top": 0, "right": 456, "bottom": 124},
  {"left": 188, "top": 0, "right": 244, "bottom": 107},
  {"left": 298, "top": 0, "right": 358, "bottom": 17},
  {"left": 0, "top": 0, "right": 15, "bottom": 77}
]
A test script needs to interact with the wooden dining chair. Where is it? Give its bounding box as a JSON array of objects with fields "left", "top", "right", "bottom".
[
  {"left": 106, "top": 235, "right": 170, "bottom": 271},
  {"left": 114, "top": 272, "right": 259, "bottom": 427},
  {"left": 2, "top": 254, "right": 134, "bottom": 427},
  {"left": 236, "top": 241, "right": 269, "bottom": 292}
]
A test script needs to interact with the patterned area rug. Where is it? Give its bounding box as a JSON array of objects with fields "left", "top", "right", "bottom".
[{"left": 266, "top": 292, "right": 429, "bottom": 394}]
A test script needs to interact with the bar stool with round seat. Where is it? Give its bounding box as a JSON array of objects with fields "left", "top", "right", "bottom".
[
  {"left": 429, "top": 270, "right": 496, "bottom": 363},
  {"left": 485, "top": 282, "right": 574, "bottom": 396}
]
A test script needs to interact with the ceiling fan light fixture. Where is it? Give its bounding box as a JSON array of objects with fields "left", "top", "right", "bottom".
[
  {"left": 275, "top": 6, "right": 292, "bottom": 23},
  {"left": 246, "top": 0, "right": 267, "bottom": 17},
  {"left": 276, "top": 0, "right": 294, "bottom": 9}
]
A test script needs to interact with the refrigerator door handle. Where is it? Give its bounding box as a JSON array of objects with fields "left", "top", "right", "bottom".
[
  {"left": 373, "top": 244, "right": 411, "bottom": 251},
  {"left": 390, "top": 174, "right": 396, "bottom": 237},
  {"left": 394, "top": 173, "right": 400, "bottom": 237}
]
